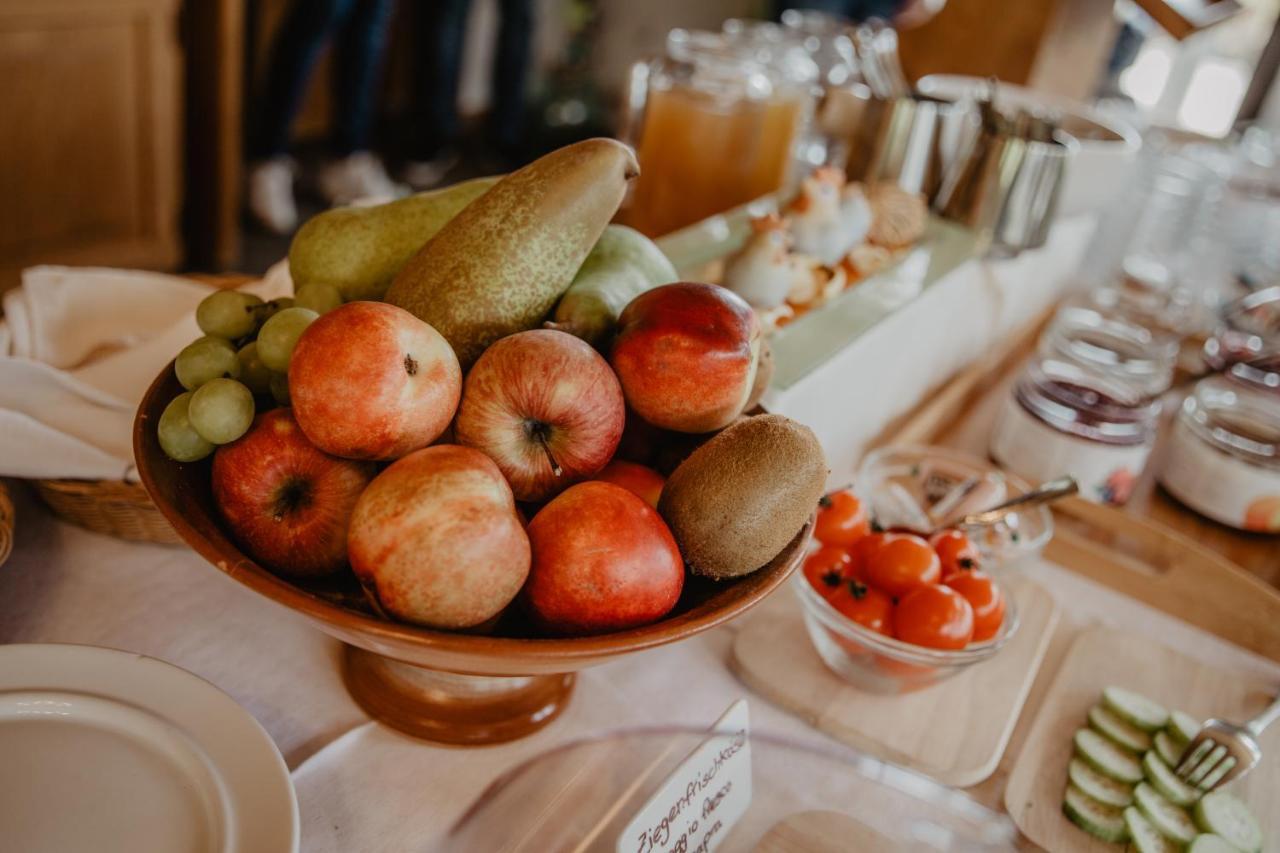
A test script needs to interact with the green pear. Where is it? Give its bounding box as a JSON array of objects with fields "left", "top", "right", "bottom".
[
  {"left": 385, "top": 139, "right": 639, "bottom": 367},
  {"left": 288, "top": 176, "right": 499, "bottom": 302},
  {"left": 545, "top": 224, "right": 678, "bottom": 348}
]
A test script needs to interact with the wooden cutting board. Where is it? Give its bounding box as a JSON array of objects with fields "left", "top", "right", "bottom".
[
  {"left": 1004, "top": 625, "right": 1280, "bottom": 852},
  {"left": 731, "top": 575, "right": 1058, "bottom": 787},
  {"left": 752, "top": 810, "right": 895, "bottom": 852}
]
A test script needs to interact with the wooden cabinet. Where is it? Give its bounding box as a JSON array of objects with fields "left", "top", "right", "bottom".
[{"left": 0, "top": 0, "right": 181, "bottom": 291}]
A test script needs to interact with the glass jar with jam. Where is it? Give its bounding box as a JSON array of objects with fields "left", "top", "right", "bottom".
[
  {"left": 992, "top": 312, "right": 1168, "bottom": 506},
  {"left": 1159, "top": 375, "right": 1280, "bottom": 533}
]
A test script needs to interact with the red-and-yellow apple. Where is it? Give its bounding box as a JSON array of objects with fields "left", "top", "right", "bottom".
[
  {"left": 611, "top": 282, "right": 761, "bottom": 433},
  {"left": 523, "top": 481, "right": 684, "bottom": 635},
  {"left": 455, "top": 329, "right": 625, "bottom": 502},
  {"left": 594, "top": 459, "right": 665, "bottom": 508},
  {"left": 211, "top": 408, "right": 374, "bottom": 577},
  {"left": 347, "top": 445, "right": 529, "bottom": 629},
  {"left": 290, "top": 301, "right": 461, "bottom": 460}
]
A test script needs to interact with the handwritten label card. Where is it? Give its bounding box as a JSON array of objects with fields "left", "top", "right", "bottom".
[{"left": 619, "top": 700, "right": 752, "bottom": 853}]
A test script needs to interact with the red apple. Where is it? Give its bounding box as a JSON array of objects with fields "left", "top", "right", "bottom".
[
  {"left": 611, "top": 282, "right": 761, "bottom": 433},
  {"left": 523, "top": 481, "right": 684, "bottom": 635},
  {"left": 594, "top": 459, "right": 665, "bottom": 508},
  {"left": 211, "top": 408, "right": 374, "bottom": 577},
  {"left": 455, "top": 329, "right": 625, "bottom": 502},
  {"left": 347, "top": 445, "right": 529, "bottom": 629},
  {"left": 290, "top": 301, "right": 461, "bottom": 460}
]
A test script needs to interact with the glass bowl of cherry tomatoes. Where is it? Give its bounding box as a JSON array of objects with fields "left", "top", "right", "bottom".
[{"left": 793, "top": 446, "right": 1051, "bottom": 694}]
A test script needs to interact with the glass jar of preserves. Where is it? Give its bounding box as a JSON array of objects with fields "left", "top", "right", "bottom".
[
  {"left": 991, "top": 324, "right": 1164, "bottom": 506},
  {"left": 1158, "top": 376, "right": 1280, "bottom": 533}
]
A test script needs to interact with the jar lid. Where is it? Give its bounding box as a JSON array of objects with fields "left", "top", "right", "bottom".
[
  {"left": 1182, "top": 376, "right": 1280, "bottom": 468},
  {"left": 1042, "top": 306, "right": 1178, "bottom": 398},
  {"left": 1016, "top": 357, "right": 1162, "bottom": 446}
]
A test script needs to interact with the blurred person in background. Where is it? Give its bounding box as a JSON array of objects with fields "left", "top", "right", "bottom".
[
  {"left": 247, "top": 0, "right": 403, "bottom": 235},
  {"left": 403, "top": 0, "right": 535, "bottom": 188}
]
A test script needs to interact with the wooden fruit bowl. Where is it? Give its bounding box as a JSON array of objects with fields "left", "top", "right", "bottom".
[{"left": 134, "top": 366, "right": 810, "bottom": 745}]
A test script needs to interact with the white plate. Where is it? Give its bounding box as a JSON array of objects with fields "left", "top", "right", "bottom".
[{"left": 0, "top": 644, "right": 298, "bottom": 853}]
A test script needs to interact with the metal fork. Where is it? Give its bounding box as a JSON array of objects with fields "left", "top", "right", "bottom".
[{"left": 1175, "top": 692, "right": 1280, "bottom": 791}]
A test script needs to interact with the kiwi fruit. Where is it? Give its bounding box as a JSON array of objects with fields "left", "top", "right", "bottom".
[
  {"left": 743, "top": 339, "right": 774, "bottom": 413},
  {"left": 658, "top": 413, "right": 826, "bottom": 579}
]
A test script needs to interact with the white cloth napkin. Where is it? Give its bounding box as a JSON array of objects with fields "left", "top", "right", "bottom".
[{"left": 0, "top": 263, "right": 293, "bottom": 481}]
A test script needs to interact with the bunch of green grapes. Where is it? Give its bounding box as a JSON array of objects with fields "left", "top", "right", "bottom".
[{"left": 157, "top": 283, "right": 343, "bottom": 462}]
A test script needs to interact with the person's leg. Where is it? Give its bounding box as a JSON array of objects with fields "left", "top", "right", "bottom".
[
  {"left": 249, "top": 0, "right": 353, "bottom": 160},
  {"left": 491, "top": 0, "right": 533, "bottom": 160},
  {"left": 411, "top": 0, "right": 471, "bottom": 161},
  {"left": 331, "top": 0, "right": 396, "bottom": 156}
]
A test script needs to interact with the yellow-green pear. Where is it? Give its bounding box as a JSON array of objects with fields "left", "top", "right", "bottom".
[
  {"left": 385, "top": 138, "right": 639, "bottom": 367},
  {"left": 288, "top": 176, "right": 499, "bottom": 302}
]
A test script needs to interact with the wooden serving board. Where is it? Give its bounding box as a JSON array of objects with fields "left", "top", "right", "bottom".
[
  {"left": 731, "top": 575, "right": 1059, "bottom": 787},
  {"left": 1004, "top": 625, "right": 1280, "bottom": 852}
]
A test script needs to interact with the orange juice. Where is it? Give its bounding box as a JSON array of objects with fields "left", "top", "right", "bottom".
[{"left": 623, "top": 71, "right": 807, "bottom": 238}]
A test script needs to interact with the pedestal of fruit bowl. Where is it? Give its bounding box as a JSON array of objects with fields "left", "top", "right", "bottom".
[{"left": 135, "top": 366, "right": 812, "bottom": 745}]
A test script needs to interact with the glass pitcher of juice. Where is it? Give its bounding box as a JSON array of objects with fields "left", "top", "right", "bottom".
[{"left": 621, "top": 29, "right": 814, "bottom": 238}]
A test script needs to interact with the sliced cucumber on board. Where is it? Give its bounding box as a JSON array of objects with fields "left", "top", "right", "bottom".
[
  {"left": 1126, "top": 806, "right": 1180, "bottom": 853},
  {"left": 1075, "top": 728, "right": 1144, "bottom": 784},
  {"left": 1089, "top": 703, "right": 1153, "bottom": 753},
  {"left": 1153, "top": 729, "right": 1185, "bottom": 769},
  {"left": 1194, "top": 791, "right": 1263, "bottom": 853},
  {"left": 1143, "top": 751, "right": 1200, "bottom": 808},
  {"left": 1063, "top": 783, "right": 1130, "bottom": 843},
  {"left": 1135, "top": 782, "right": 1198, "bottom": 845},
  {"left": 1102, "top": 686, "right": 1170, "bottom": 732},
  {"left": 1068, "top": 757, "right": 1134, "bottom": 807},
  {"left": 1169, "top": 710, "right": 1201, "bottom": 745},
  {"left": 1188, "top": 835, "right": 1245, "bottom": 853}
]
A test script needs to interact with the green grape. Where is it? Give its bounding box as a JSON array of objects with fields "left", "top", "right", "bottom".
[
  {"left": 252, "top": 296, "right": 294, "bottom": 326},
  {"left": 188, "top": 378, "right": 255, "bottom": 444},
  {"left": 157, "top": 392, "right": 215, "bottom": 462},
  {"left": 175, "top": 336, "right": 240, "bottom": 390},
  {"left": 269, "top": 372, "right": 291, "bottom": 406},
  {"left": 257, "top": 307, "right": 318, "bottom": 372},
  {"left": 196, "top": 290, "right": 264, "bottom": 339},
  {"left": 236, "top": 341, "right": 274, "bottom": 396},
  {"left": 294, "top": 283, "right": 343, "bottom": 315}
]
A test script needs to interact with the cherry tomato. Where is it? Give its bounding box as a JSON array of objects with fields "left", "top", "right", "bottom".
[
  {"left": 802, "top": 545, "right": 851, "bottom": 599},
  {"left": 863, "top": 533, "right": 941, "bottom": 598},
  {"left": 945, "top": 570, "right": 1005, "bottom": 641},
  {"left": 814, "top": 490, "right": 870, "bottom": 547},
  {"left": 828, "top": 579, "right": 894, "bottom": 635},
  {"left": 893, "top": 584, "right": 974, "bottom": 650},
  {"left": 929, "top": 528, "right": 981, "bottom": 580}
]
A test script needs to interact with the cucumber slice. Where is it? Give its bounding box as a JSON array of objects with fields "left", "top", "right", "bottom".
[
  {"left": 1154, "top": 730, "right": 1185, "bottom": 769},
  {"left": 1102, "top": 686, "right": 1169, "bottom": 732},
  {"left": 1198, "top": 756, "right": 1237, "bottom": 790},
  {"left": 1143, "top": 750, "right": 1200, "bottom": 807},
  {"left": 1194, "top": 791, "right": 1263, "bottom": 853},
  {"left": 1063, "top": 783, "right": 1130, "bottom": 843},
  {"left": 1126, "top": 806, "right": 1179, "bottom": 853},
  {"left": 1169, "top": 710, "right": 1201, "bottom": 745},
  {"left": 1189, "top": 835, "right": 1244, "bottom": 853},
  {"left": 1075, "top": 728, "right": 1144, "bottom": 783},
  {"left": 1069, "top": 757, "right": 1134, "bottom": 807},
  {"left": 1089, "top": 703, "right": 1153, "bottom": 752},
  {"left": 1135, "top": 781, "right": 1198, "bottom": 844}
]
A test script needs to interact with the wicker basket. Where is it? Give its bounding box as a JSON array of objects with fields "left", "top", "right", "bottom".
[
  {"left": 33, "top": 478, "right": 181, "bottom": 545},
  {"left": 0, "top": 481, "right": 13, "bottom": 567}
]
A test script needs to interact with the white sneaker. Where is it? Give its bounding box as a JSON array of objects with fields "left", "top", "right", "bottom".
[
  {"left": 247, "top": 158, "right": 298, "bottom": 234},
  {"left": 401, "top": 151, "right": 460, "bottom": 190},
  {"left": 317, "top": 152, "right": 406, "bottom": 206}
]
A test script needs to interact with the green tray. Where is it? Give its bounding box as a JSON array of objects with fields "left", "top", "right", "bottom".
[{"left": 655, "top": 198, "right": 977, "bottom": 390}]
